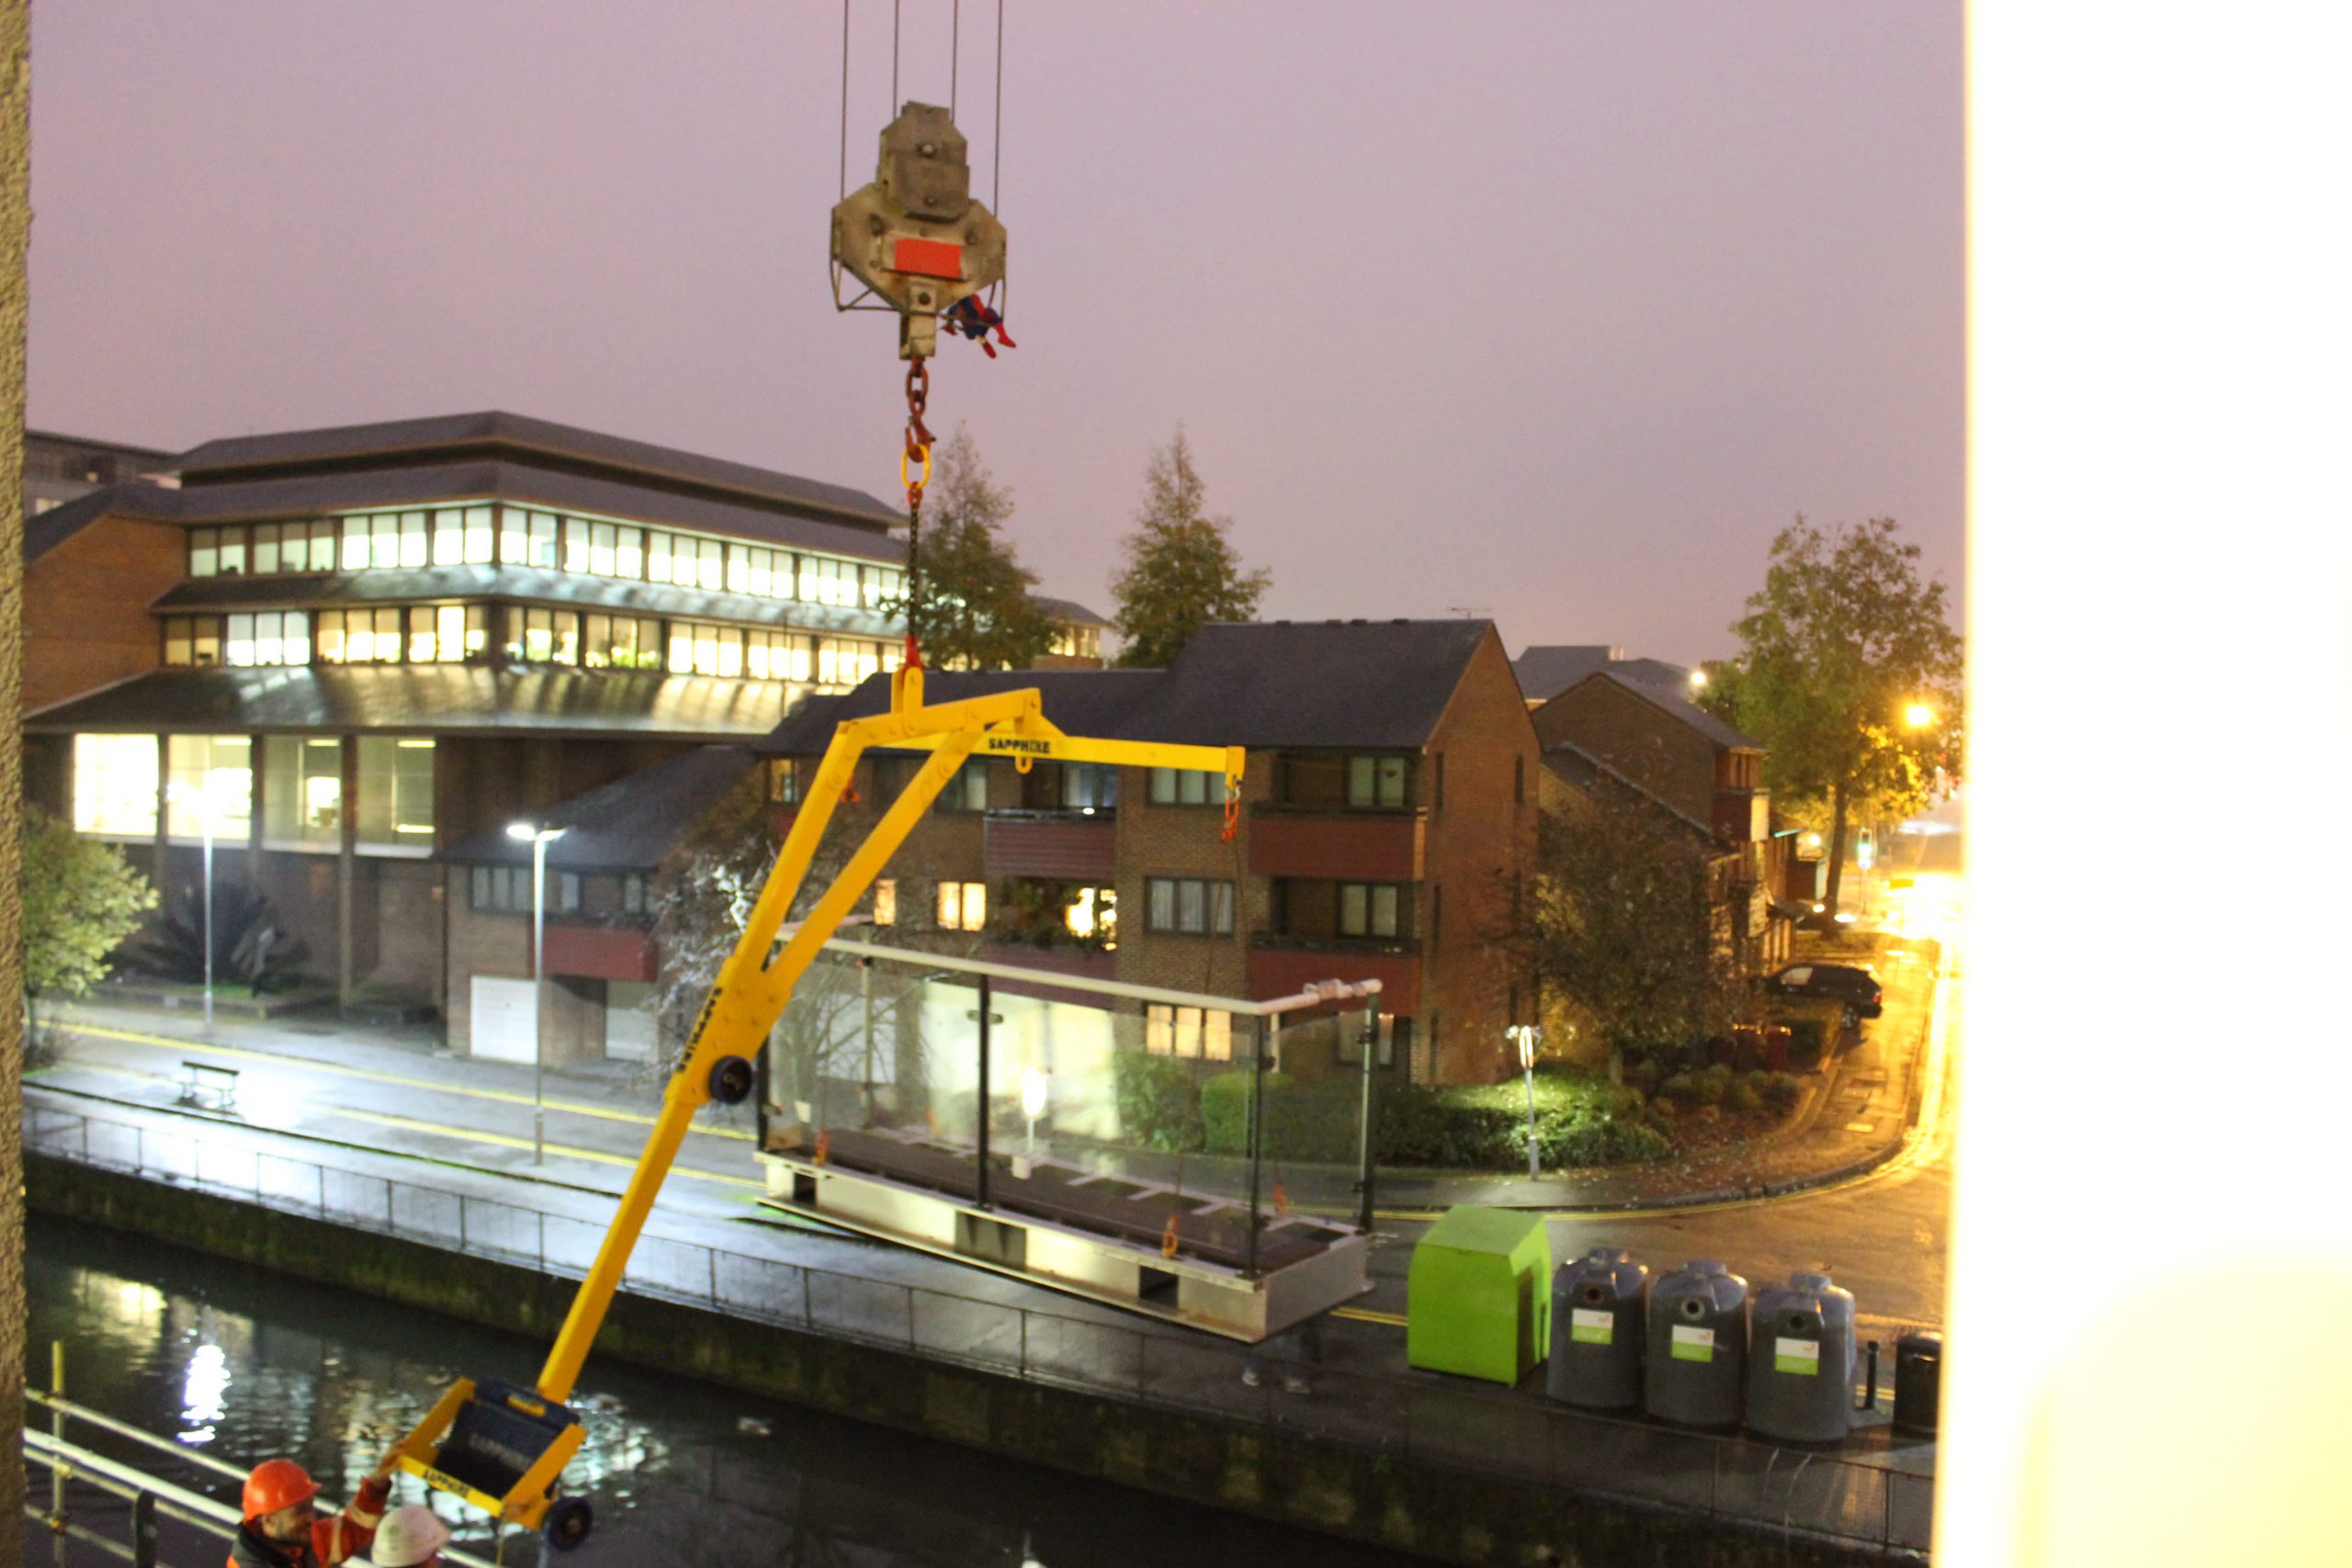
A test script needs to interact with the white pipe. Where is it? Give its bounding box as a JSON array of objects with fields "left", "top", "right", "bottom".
[{"left": 809, "top": 934, "right": 1383, "bottom": 1016}]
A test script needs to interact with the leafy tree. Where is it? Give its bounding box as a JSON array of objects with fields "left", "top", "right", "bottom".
[
  {"left": 130, "top": 882, "right": 307, "bottom": 994},
  {"left": 1707, "top": 516, "right": 1962, "bottom": 919},
  {"left": 21, "top": 807, "right": 156, "bottom": 1053},
  {"left": 1111, "top": 429, "right": 1269, "bottom": 667},
  {"left": 890, "top": 426, "right": 1055, "bottom": 671},
  {"left": 1504, "top": 789, "right": 1740, "bottom": 1072}
]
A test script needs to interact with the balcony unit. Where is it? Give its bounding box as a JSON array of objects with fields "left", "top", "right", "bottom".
[
  {"left": 984, "top": 809, "right": 1118, "bottom": 882},
  {"left": 544, "top": 922, "right": 658, "bottom": 983},
  {"left": 1247, "top": 934, "right": 1422, "bottom": 1015},
  {"left": 1246, "top": 805, "right": 1425, "bottom": 882}
]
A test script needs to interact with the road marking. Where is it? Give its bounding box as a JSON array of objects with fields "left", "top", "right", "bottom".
[
  {"left": 59, "top": 1021, "right": 752, "bottom": 1141},
  {"left": 285, "top": 1107, "right": 767, "bottom": 1190},
  {"left": 1334, "top": 1305, "right": 1408, "bottom": 1326}
]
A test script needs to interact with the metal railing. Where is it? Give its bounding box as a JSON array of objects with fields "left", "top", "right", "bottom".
[
  {"left": 22, "top": 1389, "right": 500, "bottom": 1568},
  {"left": 26, "top": 1104, "right": 1933, "bottom": 1556}
]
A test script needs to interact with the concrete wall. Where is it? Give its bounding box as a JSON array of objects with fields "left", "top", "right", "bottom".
[{"left": 27, "top": 1156, "right": 1895, "bottom": 1568}]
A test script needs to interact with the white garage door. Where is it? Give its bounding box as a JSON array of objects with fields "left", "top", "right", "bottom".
[{"left": 470, "top": 976, "right": 539, "bottom": 1063}]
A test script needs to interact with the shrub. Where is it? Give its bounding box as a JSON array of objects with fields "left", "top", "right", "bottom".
[
  {"left": 1727, "top": 1076, "right": 1765, "bottom": 1115},
  {"left": 1622, "top": 1056, "right": 1663, "bottom": 1097},
  {"left": 1110, "top": 1052, "right": 1204, "bottom": 1152},
  {"left": 1374, "top": 1070, "right": 1670, "bottom": 1170},
  {"left": 1202, "top": 1069, "right": 1295, "bottom": 1155},
  {"left": 1760, "top": 1071, "right": 1803, "bottom": 1112}
]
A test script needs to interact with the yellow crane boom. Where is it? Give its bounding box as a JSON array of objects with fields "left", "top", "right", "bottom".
[{"left": 390, "top": 663, "right": 1244, "bottom": 1550}]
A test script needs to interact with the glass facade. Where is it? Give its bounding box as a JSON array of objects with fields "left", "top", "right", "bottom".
[
  {"left": 73, "top": 734, "right": 158, "bottom": 836},
  {"left": 262, "top": 738, "right": 344, "bottom": 848},
  {"left": 356, "top": 738, "right": 435, "bottom": 851},
  {"left": 165, "top": 735, "right": 254, "bottom": 841}
]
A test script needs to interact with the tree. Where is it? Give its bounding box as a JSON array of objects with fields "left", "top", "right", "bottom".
[
  {"left": 891, "top": 426, "right": 1055, "bottom": 671},
  {"left": 21, "top": 807, "right": 156, "bottom": 1054},
  {"left": 1111, "top": 429, "right": 1269, "bottom": 667},
  {"left": 1708, "top": 516, "right": 1962, "bottom": 919},
  {"left": 1505, "top": 790, "right": 1741, "bottom": 1071}
]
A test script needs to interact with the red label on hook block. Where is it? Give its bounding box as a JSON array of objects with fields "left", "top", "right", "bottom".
[{"left": 891, "top": 237, "right": 965, "bottom": 280}]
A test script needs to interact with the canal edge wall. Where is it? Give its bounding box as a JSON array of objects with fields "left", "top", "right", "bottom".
[{"left": 27, "top": 1155, "right": 1905, "bottom": 1568}]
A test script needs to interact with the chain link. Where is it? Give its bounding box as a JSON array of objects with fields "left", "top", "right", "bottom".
[{"left": 900, "top": 355, "right": 934, "bottom": 668}]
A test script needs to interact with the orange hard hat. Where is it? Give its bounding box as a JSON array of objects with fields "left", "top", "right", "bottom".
[{"left": 242, "top": 1459, "right": 320, "bottom": 1519}]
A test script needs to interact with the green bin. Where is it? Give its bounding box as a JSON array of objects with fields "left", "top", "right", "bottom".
[{"left": 1407, "top": 1206, "right": 1554, "bottom": 1384}]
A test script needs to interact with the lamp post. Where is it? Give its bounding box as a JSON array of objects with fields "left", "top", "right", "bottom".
[
  {"left": 508, "top": 821, "right": 568, "bottom": 1165},
  {"left": 1508, "top": 1023, "right": 1544, "bottom": 1180},
  {"left": 167, "top": 783, "right": 218, "bottom": 1034}
]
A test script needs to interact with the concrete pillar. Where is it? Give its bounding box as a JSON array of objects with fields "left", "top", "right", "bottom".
[{"left": 337, "top": 737, "right": 357, "bottom": 1001}]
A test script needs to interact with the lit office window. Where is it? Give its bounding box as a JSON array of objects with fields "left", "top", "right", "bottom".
[
  {"left": 163, "top": 615, "right": 223, "bottom": 667},
  {"left": 872, "top": 878, "right": 897, "bottom": 926},
  {"left": 589, "top": 523, "right": 616, "bottom": 577},
  {"left": 666, "top": 620, "right": 737, "bottom": 677},
  {"left": 503, "top": 606, "right": 577, "bottom": 664},
  {"left": 262, "top": 738, "right": 344, "bottom": 848},
  {"left": 1347, "top": 755, "right": 1409, "bottom": 808},
  {"left": 583, "top": 614, "right": 663, "bottom": 670},
  {"left": 356, "top": 738, "right": 435, "bottom": 850},
  {"left": 1146, "top": 877, "right": 1235, "bottom": 935},
  {"left": 409, "top": 604, "right": 486, "bottom": 662},
  {"left": 563, "top": 517, "right": 590, "bottom": 573},
  {"left": 528, "top": 511, "right": 560, "bottom": 570},
  {"left": 1148, "top": 768, "right": 1217, "bottom": 806},
  {"left": 399, "top": 511, "right": 429, "bottom": 568},
  {"left": 73, "top": 734, "right": 159, "bottom": 837},
  {"left": 165, "top": 735, "right": 254, "bottom": 841},
  {"left": 646, "top": 530, "right": 672, "bottom": 583},
  {"left": 188, "top": 528, "right": 220, "bottom": 578},
  {"left": 745, "top": 629, "right": 797, "bottom": 680},
  {"left": 218, "top": 528, "right": 248, "bottom": 576},
  {"left": 464, "top": 506, "right": 494, "bottom": 564},
  {"left": 222, "top": 611, "right": 311, "bottom": 667},
  {"left": 252, "top": 524, "right": 283, "bottom": 574},
  {"left": 316, "top": 608, "right": 404, "bottom": 663},
  {"left": 614, "top": 525, "right": 642, "bottom": 579}
]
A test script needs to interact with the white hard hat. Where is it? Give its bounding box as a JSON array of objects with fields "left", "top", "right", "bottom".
[{"left": 370, "top": 1504, "right": 452, "bottom": 1567}]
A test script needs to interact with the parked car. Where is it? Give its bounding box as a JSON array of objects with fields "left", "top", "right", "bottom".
[{"left": 1765, "top": 963, "right": 1883, "bottom": 1020}]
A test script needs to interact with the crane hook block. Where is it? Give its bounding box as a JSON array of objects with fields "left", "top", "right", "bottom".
[{"left": 831, "top": 102, "right": 1008, "bottom": 360}]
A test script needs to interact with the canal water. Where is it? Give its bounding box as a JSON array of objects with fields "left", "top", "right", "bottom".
[{"left": 25, "top": 1214, "right": 1424, "bottom": 1567}]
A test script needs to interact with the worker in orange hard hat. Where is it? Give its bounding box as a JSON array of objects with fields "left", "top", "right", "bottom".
[{"left": 228, "top": 1452, "right": 395, "bottom": 1568}]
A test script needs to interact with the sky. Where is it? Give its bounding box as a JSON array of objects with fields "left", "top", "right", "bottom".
[{"left": 25, "top": 1, "right": 1961, "bottom": 667}]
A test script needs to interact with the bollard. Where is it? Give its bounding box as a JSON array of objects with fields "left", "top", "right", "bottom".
[{"left": 1859, "top": 1338, "right": 1880, "bottom": 1411}]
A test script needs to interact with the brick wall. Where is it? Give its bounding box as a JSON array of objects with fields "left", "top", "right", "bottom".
[
  {"left": 22, "top": 513, "right": 183, "bottom": 713},
  {"left": 1419, "top": 628, "right": 1542, "bottom": 1085},
  {"left": 1113, "top": 759, "right": 1267, "bottom": 999},
  {"left": 1532, "top": 679, "right": 1718, "bottom": 825}
]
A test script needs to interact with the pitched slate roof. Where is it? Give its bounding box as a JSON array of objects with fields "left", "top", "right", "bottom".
[
  {"left": 176, "top": 411, "right": 902, "bottom": 527},
  {"left": 1575, "top": 669, "right": 1761, "bottom": 751},
  {"left": 441, "top": 744, "right": 760, "bottom": 871},
  {"left": 761, "top": 619, "right": 1498, "bottom": 755},
  {"left": 23, "top": 481, "right": 183, "bottom": 563},
  {"left": 1030, "top": 594, "right": 1112, "bottom": 627},
  {"left": 24, "top": 666, "right": 798, "bottom": 739},
  {"left": 1512, "top": 644, "right": 1696, "bottom": 703}
]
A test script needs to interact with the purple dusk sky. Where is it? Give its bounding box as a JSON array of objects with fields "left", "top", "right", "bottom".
[{"left": 26, "top": 2, "right": 1960, "bottom": 666}]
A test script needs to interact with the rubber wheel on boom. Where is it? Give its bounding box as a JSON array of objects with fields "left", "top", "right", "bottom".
[
  {"left": 707, "top": 1055, "right": 755, "bottom": 1106},
  {"left": 542, "top": 1495, "right": 594, "bottom": 1551}
]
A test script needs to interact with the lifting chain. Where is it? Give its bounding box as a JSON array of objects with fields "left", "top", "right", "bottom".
[
  {"left": 899, "top": 355, "right": 937, "bottom": 669},
  {"left": 1220, "top": 776, "right": 1242, "bottom": 843}
]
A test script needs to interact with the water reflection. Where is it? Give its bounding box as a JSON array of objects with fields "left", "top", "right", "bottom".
[{"left": 26, "top": 1214, "right": 1427, "bottom": 1567}]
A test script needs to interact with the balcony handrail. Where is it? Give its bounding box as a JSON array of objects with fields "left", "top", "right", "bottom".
[
  {"left": 1247, "top": 800, "right": 1426, "bottom": 818},
  {"left": 983, "top": 805, "right": 1119, "bottom": 822},
  {"left": 1248, "top": 931, "right": 1421, "bottom": 957}
]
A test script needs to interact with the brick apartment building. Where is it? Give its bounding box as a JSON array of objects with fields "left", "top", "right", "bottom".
[
  {"left": 1530, "top": 668, "right": 1794, "bottom": 969},
  {"left": 756, "top": 619, "right": 1542, "bottom": 1087},
  {"left": 19, "top": 411, "right": 933, "bottom": 1043}
]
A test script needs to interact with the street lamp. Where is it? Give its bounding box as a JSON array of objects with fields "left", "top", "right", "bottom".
[
  {"left": 1507, "top": 1023, "right": 1544, "bottom": 1180},
  {"left": 1688, "top": 667, "right": 1709, "bottom": 692},
  {"left": 507, "top": 820, "right": 569, "bottom": 1165},
  {"left": 1020, "top": 1066, "right": 1050, "bottom": 1156},
  {"left": 166, "top": 781, "right": 219, "bottom": 1034},
  {"left": 1905, "top": 702, "right": 1937, "bottom": 729}
]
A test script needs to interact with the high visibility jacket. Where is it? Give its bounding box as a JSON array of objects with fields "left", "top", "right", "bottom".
[{"left": 226, "top": 1476, "right": 389, "bottom": 1568}]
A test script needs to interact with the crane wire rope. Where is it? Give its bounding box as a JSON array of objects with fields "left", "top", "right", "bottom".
[
  {"left": 950, "top": 0, "right": 960, "bottom": 119},
  {"left": 839, "top": 0, "right": 851, "bottom": 199},
  {"left": 890, "top": 0, "right": 900, "bottom": 110}
]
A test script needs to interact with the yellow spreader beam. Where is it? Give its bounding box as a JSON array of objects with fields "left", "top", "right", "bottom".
[{"left": 392, "top": 664, "right": 1243, "bottom": 1548}]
